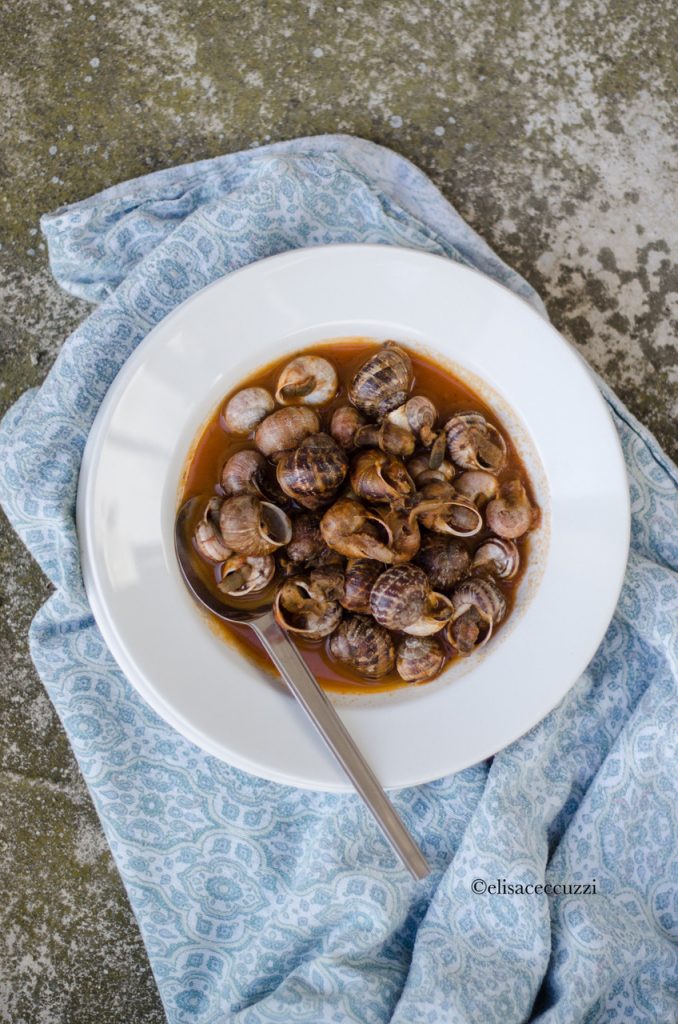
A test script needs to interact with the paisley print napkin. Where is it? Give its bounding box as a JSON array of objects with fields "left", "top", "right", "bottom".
[{"left": 1, "top": 135, "right": 676, "bottom": 1023}]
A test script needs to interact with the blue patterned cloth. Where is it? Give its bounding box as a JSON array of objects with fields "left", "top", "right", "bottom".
[{"left": 1, "top": 135, "right": 677, "bottom": 1023}]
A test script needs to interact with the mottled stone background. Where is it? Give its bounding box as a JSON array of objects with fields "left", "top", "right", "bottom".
[{"left": 1, "top": 1, "right": 676, "bottom": 1021}]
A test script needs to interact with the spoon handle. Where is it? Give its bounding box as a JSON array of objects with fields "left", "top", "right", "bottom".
[{"left": 253, "top": 610, "right": 430, "bottom": 881}]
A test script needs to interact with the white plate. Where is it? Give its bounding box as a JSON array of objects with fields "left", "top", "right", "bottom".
[{"left": 77, "top": 245, "right": 629, "bottom": 791}]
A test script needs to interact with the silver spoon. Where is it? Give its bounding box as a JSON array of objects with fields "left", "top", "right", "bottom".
[{"left": 175, "top": 498, "right": 430, "bottom": 881}]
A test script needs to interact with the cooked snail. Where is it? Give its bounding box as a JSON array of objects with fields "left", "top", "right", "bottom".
[
  {"left": 348, "top": 341, "right": 412, "bottom": 418},
  {"left": 445, "top": 411, "right": 507, "bottom": 473},
  {"left": 369, "top": 563, "right": 428, "bottom": 630},
  {"left": 486, "top": 479, "right": 537, "bottom": 539},
  {"left": 414, "top": 480, "right": 483, "bottom": 538},
  {"left": 223, "top": 387, "right": 275, "bottom": 434},
  {"left": 396, "top": 635, "right": 446, "bottom": 683},
  {"left": 454, "top": 470, "right": 499, "bottom": 506},
  {"left": 320, "top": 497, "right": 395, "bottom": 562},
  {"left": 329, "top": 615, "right": 396, "bottom": 679},
  {"left": 274, "top": 569, "right": 343, "bottom": 640},
  {"left": 369, "top": 564, "right": 452, "bottom": 635},
  {"left": 382, "top": 508, "right": 421, "bottom": 564},
  {"left": 276, "top": 433, "right": 348, "bottom": 510},
  {"left": 340, "top": 558, "right": 383, "bottom": 614},
  {"left": 354, "top": 419, "right": 416, "bottom": 459},
  {"left": 284, "top": 513, "right": 326, "bottom": 566},
  {"left": 388, "top": 396, "right": 438, "bottom": 445},
  {"left": 221, "top": 449, "right": 266, "bottom": 496},
  {"left": 275, "top": 355, "right": 338, "bottom": 405},
  {"left": 405, "top": 591, "right": 454, "bottom": 636},
  {"left": 219, "top": 495, "right": 292, "bottom": 555},
  {"left": 407, "top": 452, "right": 455, "bottom": 486},
  {"left": 254, "top": 407, "right": 320, "bottom": 460},
  {"left": 350, "top": 449, "right": 415, "bottom": 506},
  {"left": 330, "top": 405, "right": 366, "bottom": 450},
  {"left": 473, "top": 537, "right": 520, "bottom": 580},
  {"left": 194, "top": 497, "right": 232, "bottom": 563},
  {"left": 447, "top": 578, "right": 506, "bottom": 654},
  {"left": 428, "top": 431, "right": 448, "bottom": 469},
  {"left": 415, "top": 534, "right": 471, "bottom": 591},
  {"left": 217, "top": 554, "right": 275, "bottom": 596}
]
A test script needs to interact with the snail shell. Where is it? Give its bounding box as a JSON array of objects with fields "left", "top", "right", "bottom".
[
  {"left": 329, "top": 615, "right": 396, "bottom": 679},
  {"left": 254, "top": 406, "right": 320, "bottom": 460},
  {"left": 428, "top": 431, "right": 448, "bottom": 469},
  {"left": 473, "top": 537, "right": 520, "bottom": 580},
  {"left": 414, "top": 480, "right": 483, "bottom": 538},
  {"left": 369, "top": 564, "right": 429, "bottom": 631},
  {"left": 340, "top": 558, "right": 383, "bottom": 614},
  {"left": 219, "top": 495, "right": 292, "bottom": 555},
  {"left": 447, "top": 577, "right": 506, "bottom": 654},
  {"left": 285, "top": 513, "right": 325, "bottom": 565},
  {"left": 223, "top": 388, "right": 275, "bottom": 434},
  {"left": 454, "top": 470, "right": 499, "bottom": 506},
  {"left": 320, "top": 497, "right": 396, "bottom": 563},
  {"left": 274, "top": 571, "right": 343, "bottom": 640},
  {"left": 369, "top": 563, "right": 450, "bottom": 634},
  {"left": 275, "top": 355, "right": 338, "bottom": 405},
  {"left": 382, "top": 509, "right": 421, "bottom": 563},
  {"left": 415, "top": 534, "right": 471, "bottom": 591},
  {"left": 407, "top": 452, "right": 455, "bottom": 486},
  {"left": 348, "top": 341, "right": 413, "bottom": 418},
  {"left": 354, "top": 419, "right": 416, "bottom": 459},
  {"left": 217, "top": 554, "right": 275, "bottom": 597},
  {"left": 276, "top": 433, "right": 348, "bottom": 510},
  {"left": 194, "top": 496, "right": 232, "bottom": 563},
  {"left": 220, "top": 449, "right": 267, "bottom": 496},
  {"left": 280, "top": 513, "right": 343, "bottom": 574},
  {"left": 403, "top": 591, "right": 453, "bottom": 636},
  {"left": 486, "top": 479, "right": 537, "bottom": 539},
  {"left": 396, "top": 635, "right": 446, "bottom": 683},
  {"left": 330, "top": 405, "right": 366, "bottom": 449},
  {"left": 350, "top": 449, "right": 415, "bottom": 505},
  {"left": 445, "top": 411, "right": 507, "bottom": 473},
  {"left": 388, "top": 396, "right": 438, "bottom": 445}
]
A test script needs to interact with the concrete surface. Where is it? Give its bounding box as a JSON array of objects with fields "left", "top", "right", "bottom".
[{"left": 1, "top": 1, "right": 676, "bottom": 1021}]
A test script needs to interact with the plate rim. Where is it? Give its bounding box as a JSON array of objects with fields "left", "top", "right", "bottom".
[{"left": 77, "top": 243, "right": 630, "bottom": 790}]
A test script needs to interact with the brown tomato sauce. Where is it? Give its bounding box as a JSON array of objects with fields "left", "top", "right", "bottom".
[{"left": 180, "top": 338, "right": 535, "bottom": 692}]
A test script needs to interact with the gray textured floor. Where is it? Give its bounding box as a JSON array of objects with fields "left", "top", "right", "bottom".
[{"left": 1, "top": 2, "right": 676, "bottom": 1021}]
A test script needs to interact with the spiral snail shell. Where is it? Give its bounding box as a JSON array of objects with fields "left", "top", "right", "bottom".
[
  {"left": 274, "top": 569, "right": 344, "bottom": 640},
  {"left": 340, "top": 558, "right": 383, "bottom": 614},
  {"left": 219, "top": 495, "right": 292, "bottom": 556},
  {"left": 447, "top": 577, "right": 507, "bottom": 654},
  {"left": 486, "top": 479, "right": 537, "bottom": 539},
  {"left": 223, "top": 387, "right": 275, "bottom": 434},
  {"left": 445, "top": 411, "right": 507, "bottom": 473},
  {"left": 348, "top": 341, "right": 413, "bottom": 418},
  {"left": 350, "top": 449, "right": 415, "bottom": 506},
  {"left": 194, "top": 496, "right": 232, "bottom": 563},
  {"left": 472, "top": 537, "right": 520, "bottom": 580},
  {"left": 275, "top": 355, "right": 338, "bottom": 406},
  {"left": 254, "top": 406, "right": 320, "bottom": 460},
  {"left": 276, "top": 433, "right": 348, "bottom": 510},
  {"left": 396, "top": 635, "right": 446, "bottom": 683},
  {"left": 329, "top": 615, "right": 396, "bottom": 679}
]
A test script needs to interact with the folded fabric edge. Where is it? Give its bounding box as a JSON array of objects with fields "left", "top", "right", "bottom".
[
  {"left": 596, "top": 373, "right": 678, "bottom": 487},
  {"left": 39, "top": 134, "right": 432, "bottom": 222}
]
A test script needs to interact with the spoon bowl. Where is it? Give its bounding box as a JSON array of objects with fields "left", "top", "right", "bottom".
[{"left": 175, "top": 497, "right": 264, "bottom": 624}]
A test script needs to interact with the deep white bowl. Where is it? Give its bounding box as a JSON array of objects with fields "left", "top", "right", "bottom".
[{"left": 77, "top": 245, "right": 629, "bottom": 790}]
